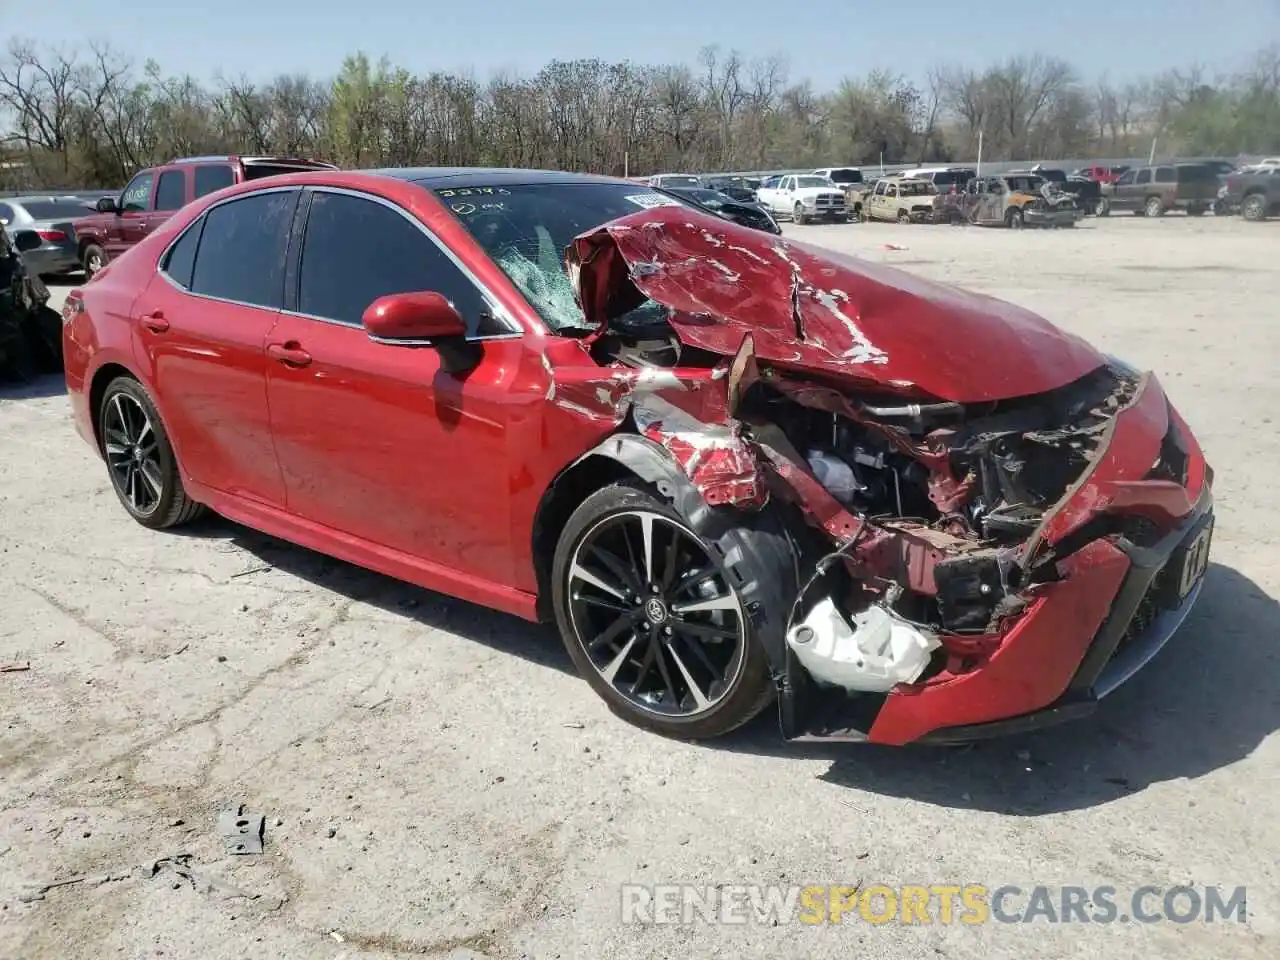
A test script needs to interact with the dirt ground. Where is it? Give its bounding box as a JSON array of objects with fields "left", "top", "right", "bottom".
[{"left": 2, "top": 214, "right": 1278, "bottom": 959}]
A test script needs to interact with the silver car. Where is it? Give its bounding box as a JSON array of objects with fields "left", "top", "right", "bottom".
[{"left": 0, "top": 195, "right": 96, "bottom": 276}]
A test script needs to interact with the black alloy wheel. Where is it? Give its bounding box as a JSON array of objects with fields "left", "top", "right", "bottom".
[
  {"left": 552, "top": 482, "right": 775, "bottom": 738},
  {"left": 98, "top": 377, "right": 206, "bottom": 528}
]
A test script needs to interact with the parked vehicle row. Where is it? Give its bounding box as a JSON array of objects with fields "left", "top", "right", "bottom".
[{"left": 1094, "top": 163, "right": 1220, "bottom": 217}]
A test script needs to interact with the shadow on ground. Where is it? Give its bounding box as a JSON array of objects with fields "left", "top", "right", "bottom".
[
  {"left": 0, "top": 371, "right": 66, "bottom": 400},
  {"left": 722, "top": 561, "right": 1279, "bottom": 814},
  {"left": 175, "top": 512, "right": 573, "bottom": 675},
  {"left": 167, "top": 514, "right": 1279, "bottom": 815}
]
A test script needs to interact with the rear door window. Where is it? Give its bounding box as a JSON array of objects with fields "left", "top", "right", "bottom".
[
  {"left": 194, "top": 164, "right": 236, "bottom": 199},
  {"left": 296, "top": 190, "right": 499, "bottom": 336},
  {"left": 190, "top": 190, "right": 296, "bottom": 308},
  {"left": 155, "top": 170, "right": 187, "bottom": 211},
  {"left": 1155, "top": 167, "right": 1176, "bottom": 184}
]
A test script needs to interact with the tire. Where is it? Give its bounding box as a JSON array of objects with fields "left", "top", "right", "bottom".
[
  {"left": 1144, "top": 195, "right": 1164, "bottom": 218},
  {"left": 853, "top": 204, "right": 864, "bottom": 222},
  {"left": 1005, "top": 207, "right": 1024, "bottom": 229},
  {"left": 896, "top": 209, "right": 910, "bottom": 224},
  {"left": 82, "top": 243, "right": 107, "bottom": 278},
  {"left": 1242, "top": 194, "right": 1267, "bottom": 222},
  {"left": 1187, "top": 204, "right": 1206, "bottom": 217},
  {"left": 1094, "top": 197, "right": 1111, "bottom": 217},
  {"left": 97, "top": 376, "right": 206, "bottom": 529},
  {"left": 793, "top": 202, "right": 807, "bottom": 225},
  {"left": 551, "top": 480, "right": 778, "bottom": 739}
]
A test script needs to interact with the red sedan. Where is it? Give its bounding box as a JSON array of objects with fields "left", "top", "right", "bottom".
[{"left": 61, "top": 167, "right": 1215, "bottom": 744}]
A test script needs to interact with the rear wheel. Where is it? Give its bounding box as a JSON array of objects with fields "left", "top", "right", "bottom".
[
  {"left": 551, "top": 482, "right": 777, "bottom": 739},
  {"left": 1144, "top": 195, "right": 1164, "bottom": 218},
  {"left": 1242, "top": 194, "right": 1267, "bottom": 221},
  {"left": 98, "top": 377, "right": 206, "bottom": 529},
  {"left": 1187, "top": 204, "right": 1206, "bottom": 216},
  {"left": 82, "top": 243, "right": 107, "bottom": 278}
]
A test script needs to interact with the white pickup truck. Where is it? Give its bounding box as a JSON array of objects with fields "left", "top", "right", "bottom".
[{"left": 755, "top": 174, "right": 850, "bottom": 223}]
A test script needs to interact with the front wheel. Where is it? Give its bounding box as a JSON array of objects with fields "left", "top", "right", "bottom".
[
  {"left": 551, "top": 482, "right": 776, "bottom": 739},
  {"left": 1094, "top": 197, "right": 1111, "bottom": 216},
  {"left": 793, "top": 202, "right": 807, "bottom": 224},
  {"left": 1242, "top": 194, "right": 1267, "bottom": 221},
  {"left": 1005, "top": 207, "right": 1025, "bottom": 229},
  {"left": 98, "top": 377, "right": 206, "bottom": 529}
]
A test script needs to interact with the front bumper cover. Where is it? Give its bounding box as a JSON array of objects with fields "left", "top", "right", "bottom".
[{"left": 917, "top": 489, "right": 1213, "bottom": 743}]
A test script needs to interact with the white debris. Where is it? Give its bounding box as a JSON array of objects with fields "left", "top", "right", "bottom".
[{"left": 787, "top": 597, "right": 940, "bottom": 693}]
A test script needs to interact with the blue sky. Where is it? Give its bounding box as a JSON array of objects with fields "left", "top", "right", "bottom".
[{"left": 5, "top": 0, "right": 1277, "bottom": 90}]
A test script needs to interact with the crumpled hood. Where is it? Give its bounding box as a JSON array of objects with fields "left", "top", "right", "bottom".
[{"left": 568, "top": 206, "right": 1105, "bottom": 403}]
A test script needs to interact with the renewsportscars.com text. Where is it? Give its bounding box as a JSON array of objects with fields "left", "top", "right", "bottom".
[{"left": 621, "top": 883, "right": 1247, "bottom": 926}]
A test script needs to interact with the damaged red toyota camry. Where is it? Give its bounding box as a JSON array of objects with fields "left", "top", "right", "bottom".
[{"left": 62, "top": 167, "right": 1215, "bottom": 745}]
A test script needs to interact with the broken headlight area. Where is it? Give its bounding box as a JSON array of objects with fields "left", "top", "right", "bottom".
[{"left": 733, "top": 362, "right": 1146, "bottom": 738}]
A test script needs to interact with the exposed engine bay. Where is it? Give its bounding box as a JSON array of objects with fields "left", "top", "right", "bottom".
[{"left": 585, "top": 297, "right": 1143, "bottom": 697}]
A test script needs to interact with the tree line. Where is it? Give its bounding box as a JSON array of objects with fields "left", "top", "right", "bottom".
[{"left": 1, "top": 38, "right": 1278, "bottom": 190}]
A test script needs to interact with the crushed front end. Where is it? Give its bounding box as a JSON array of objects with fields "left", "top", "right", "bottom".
[
  {"left": 562, "top": 205, "right": 1214, "bottom": 745},
  {"left": 746, "top": 362, "right": 1213, "bottom": 744}
]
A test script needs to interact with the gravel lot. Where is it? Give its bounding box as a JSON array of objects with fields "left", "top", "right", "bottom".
[{"left": 2, "top": 215, "right": 1278, "bottom": 959}]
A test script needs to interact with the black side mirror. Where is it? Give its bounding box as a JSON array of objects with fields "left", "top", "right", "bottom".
[
  {"left": 96, "top": 197, "right": 119, "bottom": 214},
  {"left": 13, "top": 230, "right": 42, "bottom": 253}
]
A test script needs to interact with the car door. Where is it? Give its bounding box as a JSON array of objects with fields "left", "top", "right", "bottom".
[
  {"left": 1109, "top": 168, "right": 1136, "bottom": 209},
  {"left": 1128, "top": 169, "right": 1152, "bottom": 209},
  {"left": 866, "top": 181, "right": 884, "bottom": 220},
  {"left": 135, "top": 187, "right": 297, "bottom": 507},
  {"left": 108, "top": 170, "right": 157, "bottom": 257},
  {"left": 264, "top": 187, "right": 521, "bottom": 585}
]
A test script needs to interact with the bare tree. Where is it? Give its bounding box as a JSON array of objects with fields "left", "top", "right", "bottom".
[{"left": 2, "top": 37, "right": 1279, "bottom": 188}]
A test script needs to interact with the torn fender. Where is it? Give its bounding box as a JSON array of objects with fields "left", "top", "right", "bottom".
[
  {"left": 567, "top": 205, "right": 1106, "bottom": 403},
  {"left": 546, "top": 361, "right": 767, "bottom": 508}
]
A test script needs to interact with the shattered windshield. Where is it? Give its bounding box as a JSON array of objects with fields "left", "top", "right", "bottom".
[{"left": 434, "top": 181, "right": 692, "bottom": 333}]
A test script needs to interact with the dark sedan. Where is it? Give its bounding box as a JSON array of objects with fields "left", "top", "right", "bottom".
[{"left": 665, "top": 186, "right": 782, "bottom": 234}]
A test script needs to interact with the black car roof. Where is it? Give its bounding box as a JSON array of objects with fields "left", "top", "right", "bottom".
[{"left": 364, "top": 167, "right": 632, "bottom": 188}]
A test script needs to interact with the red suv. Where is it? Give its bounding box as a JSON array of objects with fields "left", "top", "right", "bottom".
[{"left": 72, "top": 155, "right": 336, "bottom": 278}]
